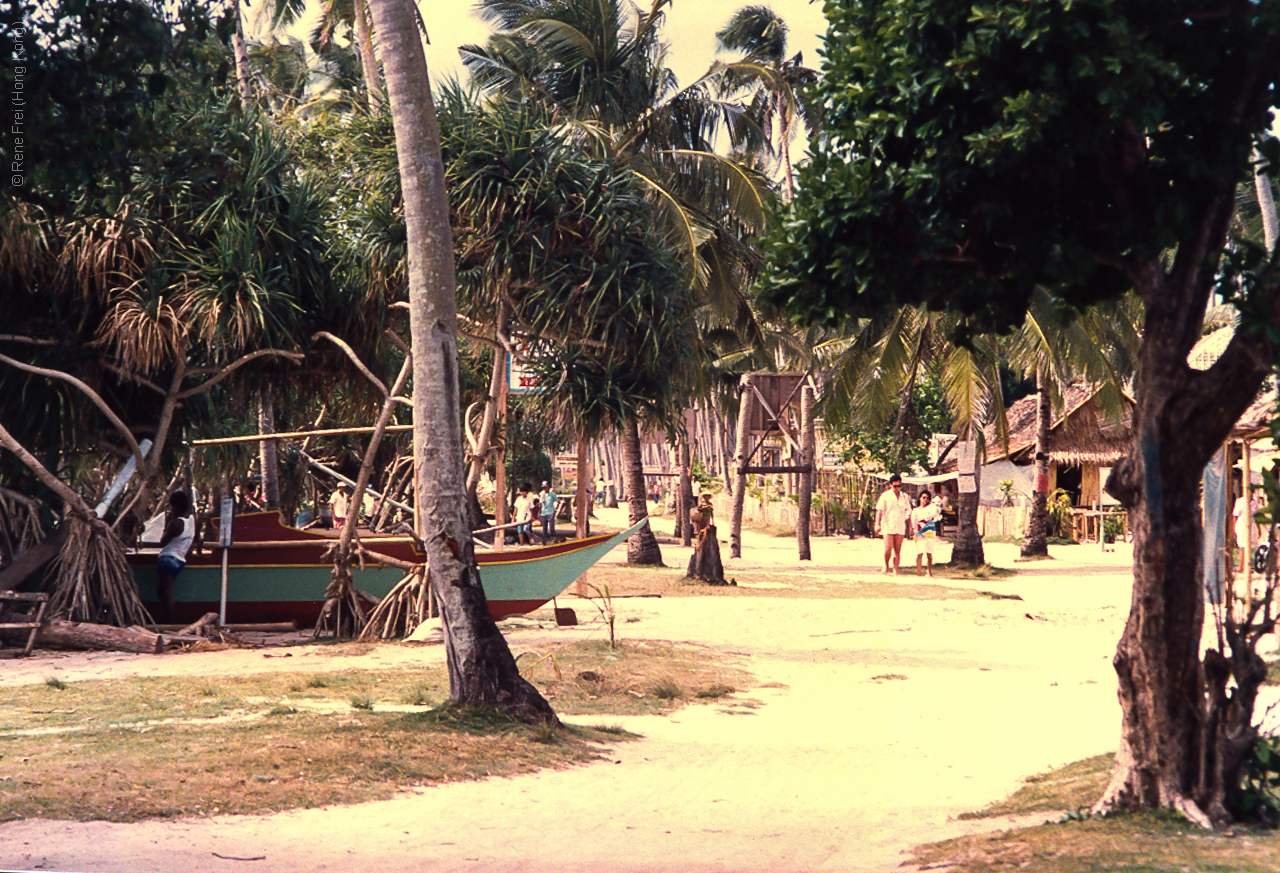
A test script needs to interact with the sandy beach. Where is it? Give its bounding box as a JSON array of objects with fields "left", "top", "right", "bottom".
[{"left": 1, "top": 513, "right": 1154, "bottom": 872}]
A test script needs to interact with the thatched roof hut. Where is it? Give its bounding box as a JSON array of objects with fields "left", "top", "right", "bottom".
[{"left": 937, "top": 382, "right": 1134, "bottom": 472}]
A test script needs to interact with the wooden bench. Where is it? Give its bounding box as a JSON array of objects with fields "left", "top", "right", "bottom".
[{"left": 0, "top": 591, "right": 49, "bottom": 657}]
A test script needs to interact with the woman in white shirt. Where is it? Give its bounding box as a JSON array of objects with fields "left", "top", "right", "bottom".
[{"left": 910, "top": 491, "right": 942, "bottom": 577}]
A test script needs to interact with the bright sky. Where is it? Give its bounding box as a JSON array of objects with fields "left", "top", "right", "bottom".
[{"left": 283, "top": 1, "right": 831, "bottom": 91}]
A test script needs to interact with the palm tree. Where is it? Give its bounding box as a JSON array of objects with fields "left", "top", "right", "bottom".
[
  {"left": 1007, "top": 290, "right": 1142, "bottom": 557},
  {"left": 256, "top": 0, "right": 386, "bottom": 110},
  {"left": 815, "top": 308, "right": 1008, "bottom": 567},
  {"left": 714, "top": 5, "right": 820, "bottom": 202},
  {"left": 363, "top": 0, "right": 555, "bottom": 722},
  {"left": 463, "top": 0, "right": 773, "bottom": 564}
]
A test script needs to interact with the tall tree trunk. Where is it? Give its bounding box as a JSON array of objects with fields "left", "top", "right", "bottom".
[
  {"left": 1093, "top": 253, "right": 1273, "bottom": 827},
  {"left": 1020, "top": 372, "right": 1051, "bottom": 557},
  {"left": 1254, "top": 147, "right": 1278, "bottom": 254},
  {"left": 797, "top": 385, "right": 814, "bottom": 561},
  {"left": 621, "top": 415, "right": 662, "bottom": 565},
  {"left": 950, "top": 433, "right": 985, "bottom": 567},
  {"left": 576, "top": 431, "right": 590, "bottom": 539},
  {"left": 730, "top": 375, "right": 755, "bottom": 558},
  {"left": 466, "top": 316, "right": 506, "bottom": 501},
  {"left": 366, "top": 0, "right": 553, "bottom": 723},
  {"left": 232, "top": 6, "right": 254, "bottom": 107},
  {"left": 257, "top": 392, "right": 280, "bottom": 511},
  {"left": 354, "top": 0, "right": 385, "bottom": 111},
  {"left": 677, "top": 429, "right": 691, "bottom": 545}
]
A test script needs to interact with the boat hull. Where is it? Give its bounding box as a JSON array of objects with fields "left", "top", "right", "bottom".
[{"left": 128, "top": 512, "right": 636, "bottom": 625}]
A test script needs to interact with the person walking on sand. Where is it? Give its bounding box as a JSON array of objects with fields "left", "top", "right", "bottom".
[
  {"left": 875, "top": 474, "right": 913, "bottom": 575},
  {"left": 911, "top": 490, "right": 941, "bottom": 577}
]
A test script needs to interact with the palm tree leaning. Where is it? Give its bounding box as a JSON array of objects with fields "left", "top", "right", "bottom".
[{"left": 363, "top": 0, "right": 555, "bottom": 723}]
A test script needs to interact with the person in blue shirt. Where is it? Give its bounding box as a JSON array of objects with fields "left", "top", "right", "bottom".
[{"left": 538, "top": 481, "right": 558, "bottom": 544}]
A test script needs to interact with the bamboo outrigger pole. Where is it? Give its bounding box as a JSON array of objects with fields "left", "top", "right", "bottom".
[{"left": 190, "top": 424, "right": 414, "bottom": 446}]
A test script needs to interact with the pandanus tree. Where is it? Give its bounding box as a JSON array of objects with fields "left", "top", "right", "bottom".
[
  {"left": 2, "top": 7, "right": 342, "bottom": 623},
  {"left": 463, "top": 0, "right": 773, "bottom": 563}
]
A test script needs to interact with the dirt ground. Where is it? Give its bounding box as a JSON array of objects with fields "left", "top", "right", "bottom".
[{"left": 0, "top": 510, "right": 1250, "bottom": 873}]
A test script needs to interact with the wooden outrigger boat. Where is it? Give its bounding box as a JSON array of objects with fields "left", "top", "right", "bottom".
[{"left": 127, "top": 512, "right": 642, "bottom": 625}]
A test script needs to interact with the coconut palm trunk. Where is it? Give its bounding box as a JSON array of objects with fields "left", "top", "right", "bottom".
[
  {"left": 1020, "top": 370, "right": 1051, "bottom": 557},
  {"left": 257, "top": 392, "right": 280, "bottom": 511},
  {"left": 365, "top": 0, "right": 554, "bottom": 722},
  {"left": 621, "top": 414, "right": 663, "bottom": 565}
]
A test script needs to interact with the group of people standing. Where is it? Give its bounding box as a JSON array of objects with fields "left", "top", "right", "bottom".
[
  {"left": 513, "top": 481, "right": 558, "bottom": 545},
  {"left": 874, "top": 473, "right": 942, "bottom": 576}
]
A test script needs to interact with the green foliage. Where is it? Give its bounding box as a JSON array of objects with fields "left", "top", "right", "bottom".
[
  {"left": 5, "top": 0, "right": 233, "bottom": 213},
  {"left": 761, "top": 0, "right": 1280, "bottom": 334},
  {"left": 827, "top": 370, "right": 952, "bottom": 472},
  {"left": 1048, "top": 488, "right": 1074, "bottom": 541},
  {"left": 1232, "top": 734, "right": 1280, "bottom": 824}
]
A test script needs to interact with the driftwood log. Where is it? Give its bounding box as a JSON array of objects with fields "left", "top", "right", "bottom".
[{"left": 0, "top": 618, "right": 165, "bottom": 654}]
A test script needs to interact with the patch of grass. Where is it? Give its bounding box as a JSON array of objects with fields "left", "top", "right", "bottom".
[
  {"left": 960, "top": 754, "right": 1112, "bottom": 819},
  {"left": 402, "top": 685, "right": 434, "bottom": 706},
  {"left": 695, "top": 684, "right": 736, "bottom": 699},
  {"left": 44, "top": 677, "right": 67, "bottom": 690},
  {"left": 911, "top": 813, "right": 1280, "bottom": 872},
  {"left": 932, "top": 562, "right": 1017, "bottom": 581},
  {"left": 0, "top": 639, "right": 738, "bottom": 824},
  {"left": 917, "top": 754, "right": 1280, "bottom": 872},
  {"left": 517, "top": 639, "right": 751, "bottom": 717},
  {"left": 650, "top": 677, "right": 682, "bottom": 700},
  {"left": 979, "top": 590, "right": 1024, "bottom": 601}
]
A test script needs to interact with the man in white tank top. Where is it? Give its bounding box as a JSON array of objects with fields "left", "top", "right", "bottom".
[{"left": 157, "top": 490, "right": 195, "bottom": 622}]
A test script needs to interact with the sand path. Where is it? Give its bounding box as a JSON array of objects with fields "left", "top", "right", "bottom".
[{"left": 2, "top": 515, "right": 1141, "bottom": 872}]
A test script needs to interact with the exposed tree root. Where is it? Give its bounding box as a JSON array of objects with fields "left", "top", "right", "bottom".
[
  {"left": 46, "top": 511, "right": 153, "bottom": 628},
  {"left": 358, "top": 565, "right": 433, "bottom": 641}
]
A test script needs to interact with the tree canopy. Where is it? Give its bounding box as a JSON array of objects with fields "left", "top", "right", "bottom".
[
  {"left": 763, "top": 0, "right": 1280, "bottom": 827},
  {"left": 763, "top": 0, "right": 1280, "bottom": 335}
]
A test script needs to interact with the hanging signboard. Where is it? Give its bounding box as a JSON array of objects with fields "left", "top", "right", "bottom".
[
  {"left": 507, "top": 353, "right": 541, "bottom": 395},
  {"left": 508, "top": 341, "right": 555, "bottom": 395}
]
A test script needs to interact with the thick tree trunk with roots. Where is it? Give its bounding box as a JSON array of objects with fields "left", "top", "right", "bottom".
[
  {"left": 1021, "top": 374, "right": 1051, "bottom": 558},
  {"left": 367, "top": 0, "right": 554, "bottom": 723},
  {"left": 621, "top": 415, "right": 663, "bottom": 565},
  {"left": 1094, "top": 252, "right": 1274, "bottom": 827}
]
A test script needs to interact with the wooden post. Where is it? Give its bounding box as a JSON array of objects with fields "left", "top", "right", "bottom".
[
  {"left": 798, "top": 385, "right": 814, "bottom": 560},
  {"left": 1244, "top": 439, "right": 1253, "bottom": 597},
  {"left": 730, "top": 374, "right": 755, "bottom": 559},
  {"left": 678, "top": 432, "right": 692, "bottom": 546},
  {"left": 494, "top": 355, "right": 508, "bottom": 551}
]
